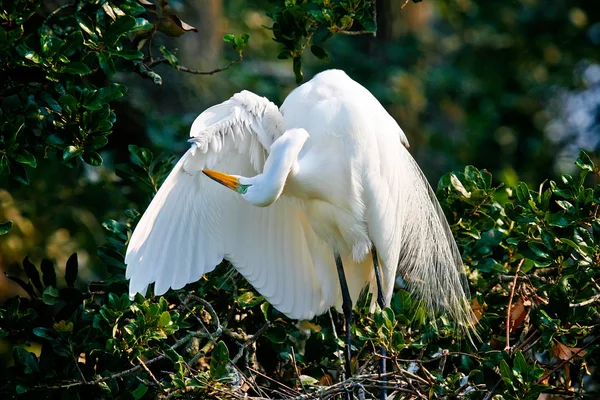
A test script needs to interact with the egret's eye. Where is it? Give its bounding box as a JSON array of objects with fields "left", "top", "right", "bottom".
[{"left": 236, "top": 184, "right": 251, "bottom": 194}]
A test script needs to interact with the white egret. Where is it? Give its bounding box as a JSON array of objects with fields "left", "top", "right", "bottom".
[{"left": 125, "top": 69, "right": 475, "bottom": 396}]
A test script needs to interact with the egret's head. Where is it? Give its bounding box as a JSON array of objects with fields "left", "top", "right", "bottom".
[
  {"left": 203, "top": 169, "right": 278, "bottom": 207},
  {"left": 202, "top": 170, "right": 252, "bottom": 195},
  {"left": 203, "top": 128, "right": 309, "bottom": 207}
]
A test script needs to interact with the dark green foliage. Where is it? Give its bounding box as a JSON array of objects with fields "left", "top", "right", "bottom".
[
  {"left": 268, "top": 0, "right": 377, "bottom": 82},
  {"left": 0, "top": 0, "right": 148, "bottom": 181},
  {"left": 0, "top": 0, "right": 244, "bottom": 189},
  {"left": 2, "top": 148, "right": 599, "bottom": 398}
]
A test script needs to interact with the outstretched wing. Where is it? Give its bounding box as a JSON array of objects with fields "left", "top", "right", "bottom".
[{"left": 125, "top": 91, "right": 336, "bottom": 320}]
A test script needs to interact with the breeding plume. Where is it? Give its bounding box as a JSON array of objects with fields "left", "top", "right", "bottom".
[{"left": 125, "top": 70, "right": 474, "bottom": 391}]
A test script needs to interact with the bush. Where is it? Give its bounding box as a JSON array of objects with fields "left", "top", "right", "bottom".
[{"left": 2, "top": 150, "right": 598, "bottom": 398}]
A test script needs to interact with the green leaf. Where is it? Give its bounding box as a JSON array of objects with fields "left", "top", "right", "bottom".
[
  {"left": 63, "top": 146, "right": 83, "bottom": 161},
  {"left": 312, "top": 27, "right": 333, "bottom": 44},
  {"left": 131, "top": 384, "right": 148, "bottom": 400},
  {"left": 59, "top": 94, "right": 78, "bottom": 114},
  {"left": 293, "top": 56, "right": 303, "bottom": 84},
  {"left": 16, "top": 385, "right": 28, "bottom": 394},
  {"left": 65, "top": 253, "right": 78, "bottom": 287},
  {"left": 98, "top": 52, "right": 116, "bottom": 78},
  {"left": 106, "top": 16, "right": 137, "bottom": 46},
  {"left": 528, "top": 242, "right": 550, "bottom": 260},
  {"left": 59, "top": 31, "right": 84, "bottom": 56},
  {"left": 159, "top": 45, "right": 178, "bottom": 67},
  {"left": 234, "top": 33, "right": 249, "bottom": 52},
  {"left": 33, "top": 327, "right": 57, "bottom": 341},
  {"left": 61, "top": 62, "right": 92, "bottom": 75},
  {"left": 209, "top": 341, "right": 230, "bottom": 379},
  {"left": 108, "top": 292, "right": 121, "bottom": 309},
  {"left": 340, "top": 15, "right": 354, "bottom": 29},
  {"left": 15, "top": 44, "right": 43, "bottom": 64},
  {"left": 575, "top": 150, "right": 594, "bottom": 171},
  {"left": 310, "top": 45, "right": 330, "bottom": 61},
  {"left": 499, "top": 359, "right": 513, "bottom": 385},
  {"left": 277, "top": 50, "right": 292, "bottom": 59},
  {"left": 102, "top": 219, "right": 128, "bottom": 240},
  {"left": 95, "top": 83, "right": 128, "bottom": 105},
  {"left": 237, "top": 291, "right": 264, "bottom": 308},
  {"left": 128, "top": 145, "right": 152, "bottom": 167},
  {"left": 0, "top": 220, "right": 13, "bottom": 235},
  {"left": 12, "top": 347, "right": 39, "bottom": 375},
  {"left": 158, "top": 311, "right": 171, "bottom": 327},
  {"left": 110, "top": 49, "right": 144, "bottom": 60},
  {"left": 12, "top": 149, "right": 36, "bottom": 167},
  {"left": 132, "top": 18, "right": 154, "bottom": 33},
  {"left": 514, "top": 351, "right": 528, "bottom": 381},
  {"left": 450, "top": 173, "right": 470, "bottom": 198},
  {"left": 299, "top": 375, "right": 318, "bottom": 385},
  {"left": 42, "top": 286, "right": 60, "bottom": 305},
  {"left": 76, "top": 13, "right": 98, "bottom": 41},
  {"left": 516, "top": 181, "right": 532, "bottom": 203},
  {"left": 41, "top": 259, "right": 56, "bottom": 288},
  {"left": 83, "top": 151, "right": 103, "bottom": 166},
  {"left": 12, "top": 162, "right": 30, "bottom": 185},
  {"left": 23, "top": 257, "right": 43, "bottom": 294},
  {"left": 264, "top": 326, "right": 287, "bottom": 344}
]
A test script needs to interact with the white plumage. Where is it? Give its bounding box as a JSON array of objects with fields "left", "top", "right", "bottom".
[{"left": 125, "top": 69, "right": 473, "bottom": 329}]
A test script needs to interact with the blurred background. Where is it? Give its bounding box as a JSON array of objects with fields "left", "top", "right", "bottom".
[{"left": 1, "top": 0, "right": 599, "bottom": 302}]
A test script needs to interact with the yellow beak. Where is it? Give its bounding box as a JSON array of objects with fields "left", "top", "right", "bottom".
[{"left": 203, "top": 169, "right": 250, "bottom": 194}]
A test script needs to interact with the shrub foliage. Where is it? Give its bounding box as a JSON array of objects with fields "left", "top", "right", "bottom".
[{"left": 1, "top": 0, "right": 599, "bottom": 399}]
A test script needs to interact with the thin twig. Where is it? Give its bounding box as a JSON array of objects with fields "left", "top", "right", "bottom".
[
  {"left": 537, "top": 336, "right": 598, "bottom": 384},
  {"left": 505, "top": 259, "right": 525, "bottom": 351},
  {"left": 182, "top": 294, "right": 221, "bottom": 328},
  {"left": 291, "top": 347, "right": 306, "bottom": 394},
  {"left": 513, "top": 328, "right": 540, "bottom": 352},
  {"left": 35, "top": 329, "right": 210, "bottom": 390},
  {"left": 44, "top": 3, "right": 74, "bottom": 25},
  {"left": 137, "top": 356, "right": 164, "bottom": 391},
  {"left": 522, "top": 334, "right": 542, "bottom": 353},
  {"left": 482, "top": 378, "right": 503, "bottom": 400},
  {"left": 231, "top": 321, "right": 271, "bottom": 364},
  {"left": 337, "top": 30, "right": 373, "bottom": 36},
  {"left": 569, "top": 293, "right": 600, "bottom": 308},
  {"left": 148, "top": 54, "right": 243, "bottom": 75},
  {"left": 247, "top": 366, "right": 301, "bottom": 397}
]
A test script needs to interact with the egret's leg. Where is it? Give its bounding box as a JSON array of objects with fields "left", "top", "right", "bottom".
[
  {"left": 372, "top": 246, "right": 387, "bottom": 400},
  {"left": 334, "top": 254, "right": 353, "bottom": 400}
]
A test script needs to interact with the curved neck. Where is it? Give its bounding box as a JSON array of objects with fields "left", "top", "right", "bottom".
[{"left": 242, "top": 129, "right": 309, "bottom": 207}]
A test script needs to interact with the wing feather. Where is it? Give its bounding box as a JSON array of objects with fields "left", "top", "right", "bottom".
[{"left": 126, "top": 90, "right": 337, "bottom": 320}]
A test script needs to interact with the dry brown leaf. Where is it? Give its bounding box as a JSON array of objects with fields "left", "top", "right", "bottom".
[
  {"left": 157, "top": 15, "right": 197, "bottom": 37},
  {"left": 319, "top": 373, "right": 333, "bottom": 386},
  {"left": 553, "top": 341, "right": 572, "bottom": 360},
  {"left": 552, "top": 341, "right": 587, "bottom": 361},
  {"left": 471, "top": 298, "right": 485, "bottom": 321},
  {"left": 509, "top": 296, "right": 529, "bottom": 332}
]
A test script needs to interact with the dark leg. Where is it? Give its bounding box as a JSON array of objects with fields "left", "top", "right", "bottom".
[
  {"left": 334, "top": 254, "right": 353, "bottom": 400},
  {"left": 372, "top": 246, "right": 387, "bottom": 400}
]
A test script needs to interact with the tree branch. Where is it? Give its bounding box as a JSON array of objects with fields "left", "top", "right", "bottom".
[
  {"left": 505, "top": 259, "right": 524, "bottom": 351},
  {"left": 147, "top": 54, "right": 243, "bottom": 75},
  {"left": 35, "top": 329, "right": 211, "bottom": 390}
]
